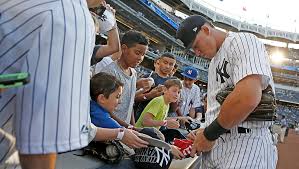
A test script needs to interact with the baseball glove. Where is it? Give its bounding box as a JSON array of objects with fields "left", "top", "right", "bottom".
[
  {"left": 83, "top": 140, "right": 125, "bottom": 164},
  {"left": 216, "top": 85, "right": 277, "bottom": 121}
]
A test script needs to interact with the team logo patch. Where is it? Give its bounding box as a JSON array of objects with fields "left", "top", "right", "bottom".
[
  {"left": 81, "top": 125, "right": 89, "bottom": 134},
  {"left": 192, "top": 27, "right": 198, "bottom": 32},
  {"left": 187, "top": 69, "right": 193, "bottom": 75},
  {"left": 133, "top": 146, "right": 173, "bottom": 169},
  {"left": 216, "top": 59, "right": 230, "bottom": 83}
]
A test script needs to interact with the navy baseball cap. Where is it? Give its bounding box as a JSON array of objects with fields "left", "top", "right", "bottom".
[
  {"left": 181, "top": 66, "right": 198, "bottom": 80},
  {"left": 176, "top": 15, "right": 210, "bottom": 49}
]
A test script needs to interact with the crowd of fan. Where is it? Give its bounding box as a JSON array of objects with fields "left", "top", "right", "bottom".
[
  {"left": 275, "top": 88, "right": 299, "bottom": 103},
  {"left": 276, "top": 105, "right": 299, "bottom": 127}
]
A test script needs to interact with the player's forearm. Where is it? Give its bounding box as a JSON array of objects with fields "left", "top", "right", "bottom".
[
  {"left": 94, "top": 128, "right": 119, "bottom": 141},
  {"left": 217, "top": 77, "right": 263, "bottom": 129}
]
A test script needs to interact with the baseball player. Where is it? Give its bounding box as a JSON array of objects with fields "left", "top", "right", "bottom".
[
  {"left": 0, "top": 0, "right": 147, "bottom": 169},
  {"left": 0, "top": 0, "right": 96, "bottom": 167},
  {"left": 177, "top": 15, "right": 277, "bottom": 168}
]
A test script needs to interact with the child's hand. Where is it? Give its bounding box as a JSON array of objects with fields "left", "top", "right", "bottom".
[
  {"left": 166, "top": 119, "right": 180, "bottom": 129},
  {"left": 177, "top": 116, "right": 193, "bottom": 124},
  {"left": 170, "top": 145, "right": 185, "bottom": 160},
  {"left": 148, "top": 85, "right": 164, "bottom": 98},
  {"left": 136, "top": 78, "right": 153, "bottom": 93}
]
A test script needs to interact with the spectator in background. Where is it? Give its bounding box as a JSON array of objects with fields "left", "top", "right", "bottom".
[
  {"left": 134, "top": 53, "right": 177, "bottom": 121},
  {"left": 178, "top": 66, "right": 202, "bottom": 120},
  {"left": 279, "top": 115, "right": 287, "bottom": 143},
  {"left": 101, "top": 30, "right": 149, "bottom": 128}
]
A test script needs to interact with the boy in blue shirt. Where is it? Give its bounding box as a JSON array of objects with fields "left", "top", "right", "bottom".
[{"left": 90, "top": 72, "right": 123, "bottom": 128}]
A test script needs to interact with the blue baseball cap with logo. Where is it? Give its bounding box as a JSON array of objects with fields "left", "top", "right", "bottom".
[{"left": 181, "top": 66, "right": 198, "bottom": 80}]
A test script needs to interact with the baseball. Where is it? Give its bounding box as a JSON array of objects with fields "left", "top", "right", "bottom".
[{"left": 148, "top": 77, "right": 155, "bottom": 87}]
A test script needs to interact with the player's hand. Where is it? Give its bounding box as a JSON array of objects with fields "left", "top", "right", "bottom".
[
  {"left": 121, "top": 129, "right": 148, "bottom": 149},
  {"left": 186, "top": 130, "right": 197, "bottom": 141},
  {"left": 166, "top": 119, "right": 180, "bottom": 129},
  {"left": 190, "top": 128, "right": 216, "bottom": 157},
  {"left": 170, "top": 145, "right": 185, "bottom": 160}
]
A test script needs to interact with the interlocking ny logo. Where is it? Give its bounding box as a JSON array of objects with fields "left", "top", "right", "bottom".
[
  {"left": 187, "top": 69, "right": 192, "bottom": 75},
  {"left": 216, "top": 60, "right": 230, "bottom": 83},
  {"left": 155, "top": 147, "right": 171, "bottom": 167}
]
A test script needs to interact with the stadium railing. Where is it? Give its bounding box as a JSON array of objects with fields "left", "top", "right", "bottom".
[{"left": 180, "top": 0, "right": 299, "bottom": 42}]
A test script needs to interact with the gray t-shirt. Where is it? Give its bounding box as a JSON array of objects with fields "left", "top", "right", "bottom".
[{"left": 101, "top": 61, "right": 137, "bottom": 123}]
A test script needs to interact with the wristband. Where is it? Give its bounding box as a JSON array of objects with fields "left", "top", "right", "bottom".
[
  {"left": 163, "top": 120, "right": 168, "bottom": 126},
  {"left": 128, "top": 125, "right": 134, "bottom": 130},
  {"left": 143, "top": 94, "right": 147, "bottom": 100},
  {"left": 203, "top": 118, "right": 229, "bottom": 141},
  {"left": 116, "top": 127, "right": 125, "bottom": 140}
]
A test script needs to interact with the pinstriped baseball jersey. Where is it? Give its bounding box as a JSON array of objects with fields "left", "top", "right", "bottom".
[
  {"left": 206, "top": 32, "right": 275, "bottom": 129},
  {"left": 0, "top": 0, "right": 95, "bottom": 155},
  {"left": 203, "top": 32, "right": 277, "bottom": 168}
]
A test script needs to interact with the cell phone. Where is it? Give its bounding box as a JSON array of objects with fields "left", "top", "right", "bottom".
[
  {"left": 96, "top": 5, "right": 106, "bottom": 17},
  {"left": 0, "top": 73, "right": 30, "bottom": 89}
]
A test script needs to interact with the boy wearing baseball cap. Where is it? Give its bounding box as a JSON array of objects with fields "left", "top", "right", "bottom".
[{"left": 179, "top": 66, "right": 202, "bottom": 120}]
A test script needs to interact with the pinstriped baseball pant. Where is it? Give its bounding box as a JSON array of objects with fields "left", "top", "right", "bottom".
[
  {"left": 201, "top": 127, "right": 277, "bottom": 169},
  {"left": 0, "top": 0, "right": 95, "bottom": 159}
]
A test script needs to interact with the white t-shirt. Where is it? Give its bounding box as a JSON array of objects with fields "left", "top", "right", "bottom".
[
  {"left": 179, "top": 84, "right": 202, "bottom": 116},
  {"left": 91, "top": 57, "right": 113, "bottom": 76},
  {"left": 101, "top": 62, "right": 137, "bottom": 123}
]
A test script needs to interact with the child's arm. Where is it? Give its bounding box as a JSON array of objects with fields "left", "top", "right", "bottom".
[
  {"left": 130, "top": 113, "right": 135, "bottom": 126},
  {"left": 188, "top": 107, "right": 196, "bottom": 119},
  {"left": 142, "top": 112, "right": 180, "bottom": 129},
  {"left": 110, "top": 112, "right": 130, "bottom": 128},
  {"left": 167, "top": 116, "right": 193, "bottom": 124}
]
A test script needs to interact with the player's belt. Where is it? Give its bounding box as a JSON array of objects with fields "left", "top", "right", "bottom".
[{"left": 225, "top": 127, "right": 251, "bottom": 134}]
